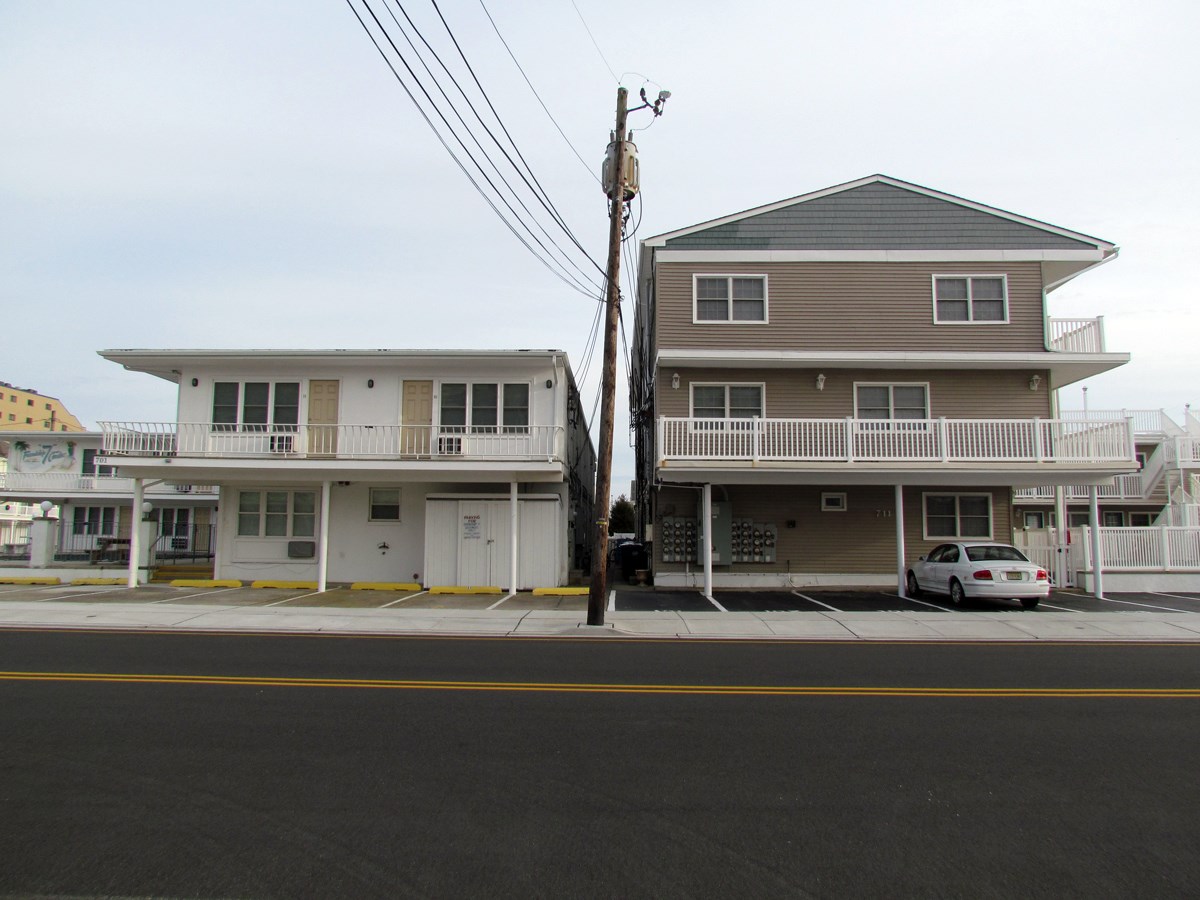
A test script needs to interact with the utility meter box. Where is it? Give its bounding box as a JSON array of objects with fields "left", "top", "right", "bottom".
[{"left": 699, "top": 502, "right": 733, "bottom": 565}]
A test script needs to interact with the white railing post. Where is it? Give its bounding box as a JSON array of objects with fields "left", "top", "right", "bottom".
[
  {"left": 1161, "top": 525, "right": 1172, "bottom": 572},
  {"left": 752, "top": 416, "right": 760, "bottom": 463},
  {"left": 938, "top": 417, "right": 949, "bottom": 462},
  {"left": 1033, "top": 418, "right": 1044, "bottom": 463},
  {"left": 845, "top": 417, "right": 855, "bottom": 463},
  {"left": 657, "top": 417, "right": 665, "bottom": 464},
  {"left": 1096, "top": 315, "right": 1106, "bottom": 352}
]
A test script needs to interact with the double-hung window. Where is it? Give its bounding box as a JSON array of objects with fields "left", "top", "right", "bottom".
[
  {"left": 691, "top": 384, "right": 763, "bottom": 429},
  {"left": 694, "top": 275, "right": 767, "bottom": 322},
  {"left": 924, "top": 493, "right": 992, "bottom": 539},
  {"left": 72, "top": 506, "right": 116, "bottom": 537},
  {"left": 855, "top": 384, "right": 929, "bottom": 422},
  {"left": 441, "top": 383, "right": 531, "bottom": 434},
  {"left": 237, "top": 490, "right": 316, "bottom": 538},
  {"left": 933, "top": 275, "right": 1007, "bottom": 323},
  {"left": 212, "top": 382, "right": 300, "bottom": 433}
]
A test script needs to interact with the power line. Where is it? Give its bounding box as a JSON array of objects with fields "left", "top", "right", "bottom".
[
  {"left": 570, "top": 0, "right": 619, "bottom": 83},
  {"left": 477, "top": 0, "right": 599, "bottom": 184},
  {"left": 346, "top": 0, "right": 603, "bottom": 300}
]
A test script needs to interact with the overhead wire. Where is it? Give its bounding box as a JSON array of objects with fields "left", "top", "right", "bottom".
[
  {"left": 345, "top": 0, "right": 604, "bottom": 300},
  {"left": 570, "top": 0, "right": 619, "bottom": 83},
  {"left": 376, "top": 0, "right": 604, "bottom": 297},
  {"left": 476, "top": 0, "right": 599, "bottom": 185}
]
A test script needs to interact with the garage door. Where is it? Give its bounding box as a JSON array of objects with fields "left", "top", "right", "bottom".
[{"left": 424, "top": 498, "right": 561, "bottom": 589}]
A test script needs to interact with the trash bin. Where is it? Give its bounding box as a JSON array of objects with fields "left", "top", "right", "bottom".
[{"left": 616, "top": 542, "right": 648, "bottom": 582}]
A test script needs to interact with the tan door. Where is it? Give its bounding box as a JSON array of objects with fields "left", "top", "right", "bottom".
[
  {"left": 402, "top": 380, "right": 433, "bottom": 455},
  {"left": 307, "top": 380, "right": 340, "bottom": 455}
]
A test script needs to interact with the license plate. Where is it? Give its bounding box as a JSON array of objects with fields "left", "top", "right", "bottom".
[{"left": 1004, "top": 571, "right": 1024, "bottom": 581}]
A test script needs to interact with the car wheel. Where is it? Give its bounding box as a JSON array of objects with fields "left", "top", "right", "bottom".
[
  {"left": 1021, "top": 597, "right": 1039, "bottom": 610},
  {"left": 949, "top": 579, "right": 966, "bottom": 607},
  {"left": 906, "top": 572, "right": 921, "bottom": 598}
]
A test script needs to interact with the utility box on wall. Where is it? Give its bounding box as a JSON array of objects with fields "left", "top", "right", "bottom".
[{"left": 702, "top": 502, "right": 733, "bottom": 565}]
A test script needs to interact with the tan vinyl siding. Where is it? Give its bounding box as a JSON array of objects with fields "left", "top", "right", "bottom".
[
  {"left": 656, "top": 261, "right": 1046, "bottom": 352},
  {"left": 653, "top": 485, "right": 1011, "bottom": 574},
  {"left": 656, "top": 368, "right": 1052, "bottom": 419}
]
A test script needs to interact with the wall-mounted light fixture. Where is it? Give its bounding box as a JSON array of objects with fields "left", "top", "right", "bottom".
[
  {"left": 671, "top": 372, "right": 680, "bottom": 390},
  {"left": 546, "top": 379, "right": 553, "bottom": 389},
  {"left": 191, "top": 378, "right": 199, "bottom": 387},
  {"left": 141, "top": 501, "right": 154, "bottom": 519},
  {"left": 367, "top": 379, "right": 374, "bottom": 389},
  {"left": 816, "top": 373, "right": 826, "bottom": 391},
  {"left": 1028, "top": 374, "right": 1042, "bottom": 392}
]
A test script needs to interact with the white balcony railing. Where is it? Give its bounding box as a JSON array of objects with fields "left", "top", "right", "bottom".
[
  {"left": 1048, "top": 317, "right": 1105, "bottom": 353},
  {"left": 98, "top": 422, "right": 564, "bottom": 463},
  {"left": 1013, "top": 474, "right": 1146, "bottom": 502},
  {"left": 1164, "top": 436, "right": 1200, "bottom": 468},
  {"left": 1060, "top": 408, "right": 1177, "bottom": 437},
  {"left": 0, "top": 471, "right": 217, "bottom": 495},
  {"left": 658, "top": 417, "right": 1135, "bottom": 465}
]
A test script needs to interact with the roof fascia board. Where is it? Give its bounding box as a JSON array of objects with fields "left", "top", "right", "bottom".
[
  {"left": 642, "top": 174, "right": 1116, "bottom": 251},
  {"left": 654, "top": 348, "right": 1131, "bottom": 369},
  {"left": 654, "top": 249, "right": 1107, "bottom": 264}
]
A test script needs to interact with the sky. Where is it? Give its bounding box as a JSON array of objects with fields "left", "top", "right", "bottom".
[{"left": 3, "top": 0, "right": 1198, "bottom": 502}]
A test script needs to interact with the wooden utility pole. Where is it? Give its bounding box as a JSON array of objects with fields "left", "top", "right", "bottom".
[{"left": 587, "top": 86, "right": 629, "bottom": 626}]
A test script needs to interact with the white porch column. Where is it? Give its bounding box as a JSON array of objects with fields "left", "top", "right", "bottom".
[
  {"left": 702, "top": 483, "right": 713, "bottom": 599},
  {"left": 317, "top": 480, "right": 331, "bottom": 593},
  {"left": 510, "top": 480, "right": 519, "bottom": 594},
  {"left": 28, "top": 515, "right": 58, "bottom": 570},
  {"left": 128, "top": 478, "right": 144, "bottom": 589},
  {"left": 1053, "top": 486, "right": 1068, "bottom": 589},
  {"left": 1088, "top": 486, "right": 1104, "bottom": 598},
  {"left": 895, "top": 485, "right": 907, "bottom": 596}
]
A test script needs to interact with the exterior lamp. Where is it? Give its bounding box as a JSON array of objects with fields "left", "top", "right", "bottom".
[
  {"left": 1028, "top": 374, "right": 1042, "bottom": 392},
  {"left": 816, "top": 373, "right": 826, "bottom": 391},
  {"left": 141, "top": 501, "right": 154, "bottom": 519},
  {"left": 39, "top": 500, "right": 53, "bottom": 517},
  {"left": 671, "top": 373, "right": 680, "bottom": 390}
]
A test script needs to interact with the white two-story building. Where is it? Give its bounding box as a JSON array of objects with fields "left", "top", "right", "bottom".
[{"left": 98, "top": 349, "right": 595, "bottom": 590}]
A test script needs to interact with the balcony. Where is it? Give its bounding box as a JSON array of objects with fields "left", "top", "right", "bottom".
[
  {"left": 99, "top": 422, "right": 564, "bottom": 463},
  {"left": 1048, "top": 317, "right": 1105, "bottom": 353},
  {"left": 658, "top": 416, "right": 1135, "bottom": 466},
  {"left": 0, "top": 471, "right": 217, "bottom": 496},
  {"left": 1014, "top": 474, "right": 1146, "bottom": 502}
]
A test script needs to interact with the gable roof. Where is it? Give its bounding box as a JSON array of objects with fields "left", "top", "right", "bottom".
[{"left": 643, "top": 175, "right": 1115, "bottom": 253}]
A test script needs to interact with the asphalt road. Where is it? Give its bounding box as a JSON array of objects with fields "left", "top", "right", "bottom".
[{"left": 1, "top": 630, "right": 1198, "bottom": 899}]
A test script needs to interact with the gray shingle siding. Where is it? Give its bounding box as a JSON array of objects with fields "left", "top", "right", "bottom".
[{"left": 663, "top": 183, "right": 1097, "bottom": 251}]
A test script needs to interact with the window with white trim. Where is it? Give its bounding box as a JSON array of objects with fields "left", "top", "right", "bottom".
[
  {"left": 933, "top": 275, "right": 1008, "bottom": 323},
  {"left": 694, "top": 275, "right": 767, "bottom": 322},
  {"left": 855, "top": 384, "right": 929, "bottom": 420},
  {"left": 369, "top": 488, "right": 401, "bottom": 522},
  {"left": 1103, "top": 511, "right": 1125, "bottom": 527},
  {"left": 236, "top": 490, "right": 316, "bottom": 538},
  {"left": 923, "top": 493, "right": 992, "bottom": 539},
  {"left": 441, "top": 383, "right": 530, "bottom": 433},
  {"left": 691, "top": 384, "right": 763, "bottom": 420},
  {"left": 821, "top": 492, "right": 847, "bottom": 512},
  {"left": 212, "top": 382, "right": 300, "bottom": 432}
]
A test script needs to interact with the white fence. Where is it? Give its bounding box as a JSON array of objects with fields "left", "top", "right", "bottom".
[
  {"left": 99, "top": 422, "right": 564, "bottom": 462},
  {"left": 1013, "top": 474, "right": 1146, "bottom": 502},
  {"left": 1017, "top": 526, "right": 1200, "bottom": 578},
  {"left": 1047, "top": 317, "right": 1105, "bottom": 353},
  {"left": 659, "top": 417, "right": 1134, "bottom": 464}
]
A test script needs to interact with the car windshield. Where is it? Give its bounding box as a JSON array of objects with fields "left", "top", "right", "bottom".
[{"left": 965, "top": 545, "right": 1029, "bottom": 562}]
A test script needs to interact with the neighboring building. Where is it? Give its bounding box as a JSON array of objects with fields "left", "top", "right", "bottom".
[
  {"left": 0, "top": 381, "right": 85, "bottom": 433},
  {"left": 631, "top": 174, "right": 1138, "bottom": 591},
  {"left": 97, "top": 349, "right": 596, "bottom": 589},
  {"left": 1013, "top": 407, "right": 1200, "bottom": 531},
  {"left": 0, "top": 431, "right": 218, "bottom": 565},
  {"left": 0, "top": 452, "right": 40, "bottom": 553}
]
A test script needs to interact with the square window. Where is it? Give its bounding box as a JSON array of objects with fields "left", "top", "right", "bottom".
[
  {"left": 933, "top": 275, "right": 1008, "bottom": 323},
  {"left": 694, "top": 275, "right": 767, "bottom": 322},
  {"left": 924, "top": 493, "right": 992, "bottom": 540},
  {"left": 369, "top": 488, "right": 401, "bottom": 522}
]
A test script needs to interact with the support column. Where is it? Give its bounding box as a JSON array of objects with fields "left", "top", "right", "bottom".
[
  {"left": 510, "top": 480, "right": 519, "bottom": 594},
  {"left": 1053, "top": 486, "right": 1068, "bottom": 589},
  {"left": 28, "top": 515, "right": 57, "bottom": 570},
  {"left": 895, "top": 485, "right": 907, "bottom": 596},
  {"left": 1089, "top": 486, "right": 1103, "bottom": 598},
  {"left": 128, "top": 478, "right": 144, "bottom": 589},
  {"left": 317, "top": 480, "right": 331, "bottom": 593},
  {"left": 702, "top": 483, "right": 713, "bottom": 599}
]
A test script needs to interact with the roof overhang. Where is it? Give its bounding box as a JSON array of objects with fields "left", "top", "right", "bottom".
[
  {"left": 654, "top": 349, "right": 1130, "bottom": 389},
  {"left": 656, "top": 461, "right": 1136, "bottom": 488}
]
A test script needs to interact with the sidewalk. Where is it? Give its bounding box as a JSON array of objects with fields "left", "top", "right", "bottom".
[{"left": 3, "top": 600, "right": 1200, "bottom": 641}]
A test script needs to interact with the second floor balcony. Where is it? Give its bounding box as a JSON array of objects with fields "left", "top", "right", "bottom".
[
  {"left": 657, "top": 416, "right": 1135, "bottom": 467},
  {"left": 99, "top": 422, "right": 565, "bottom": 464},
  {"left": 0, "top": 470, "right": 216, "bottom": 497}
]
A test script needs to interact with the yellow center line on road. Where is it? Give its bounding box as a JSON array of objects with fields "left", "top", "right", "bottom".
[{"left": 0, "top": 671, "right": 1197, "bottom": 697}]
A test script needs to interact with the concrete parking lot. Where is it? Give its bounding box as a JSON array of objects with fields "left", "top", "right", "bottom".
[{"left": 1, "top": 580, "right": 1198, "bottom": 615}]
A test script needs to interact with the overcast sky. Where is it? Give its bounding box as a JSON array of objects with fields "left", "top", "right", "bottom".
[{"left": 3, "top": 0, "right": 1198, "bottom": 499}]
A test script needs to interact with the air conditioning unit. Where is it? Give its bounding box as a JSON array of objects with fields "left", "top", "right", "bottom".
[
  {"left": 438, "top": 436, "right": 463, "bottom": 455},
  {"left": 270, "top": 434, "right": 295, "bottom": 454},
  {"left": 174, "top": 484, "right": 193, "bottom": 493}
]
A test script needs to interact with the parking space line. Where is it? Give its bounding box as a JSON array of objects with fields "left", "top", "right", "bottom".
[
  {"left": 704, "top": 593, "right": 728, "bottom": 612},
  {"left": 487, "top": 593, "right": 514, "bottom": 610},
  {"left": 381, "top": 591, "right": 427, "bottom": 609},
  {"left": 892, "top": 593, "right": 953, "bottom": 612},
  {"left": 607, "top": 590, "right": 615, "bottom": 612},
  {"left": 35, "top": 588, "right": 126, "bottom": 603},
  {"left": 265, "top": 591, "right": 323, "bottom": 607},
  {"left": 150, "top": 587, "right": 237, "bottom": 604},
  {"left": 792, "top": 591, "right": 840, "bottom": 612},
  {"left": 1038, "top": 602, "right": 1084, "bottom": 613},
  {"left": 1059, "top": 591, "right": 1188, "bottom": 613},
  {"left": 1150, "top": 591, "right": 1200, "bottom": 602}
]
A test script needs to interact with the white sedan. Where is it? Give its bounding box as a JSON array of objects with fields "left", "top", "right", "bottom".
[{"left": 907, "top": 542, "right": 1049, "bottom": 609}]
